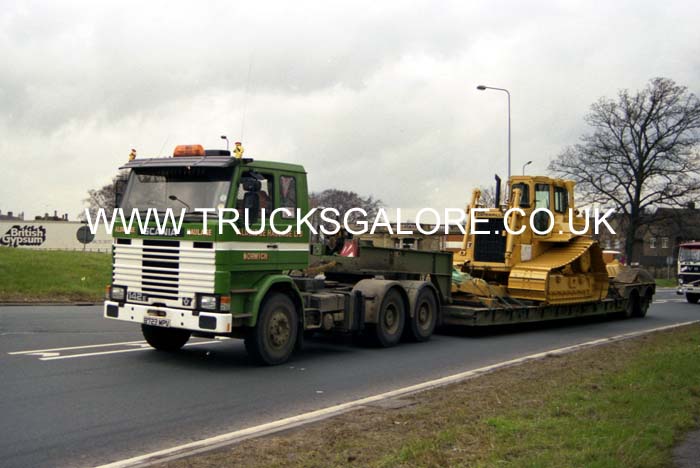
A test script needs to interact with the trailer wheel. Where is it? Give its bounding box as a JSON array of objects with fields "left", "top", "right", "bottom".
[
  {"left": 405, "top": 289, "right": 437, "bottom": 342},
  {"left": 141, "top": 325, "right": 191, "bottom": 351},
  {"left": 686, "top": 293, "right": 700, "bottom": 304},
  {"left": 245, "top": 293, "right": 298, "bottom": 365},
  {"left": 624, "top": 290, "right": 640, "bottom": 318},
  {"left": 370, "top": 288, "right": 406, "bottom": 347},
  {"left": 636, "top": 290, "right": 653, "bottom": 317}
]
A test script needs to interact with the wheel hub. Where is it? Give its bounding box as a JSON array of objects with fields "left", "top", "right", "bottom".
[
  {"left": 418, "top": 304, "right": 430, "bottom": 326},
  {"left": 268, "top": 311, "right": 291, "bottom": 348},
  {"left": 384, "top": 304, "right": 399, "bottom": 333}
]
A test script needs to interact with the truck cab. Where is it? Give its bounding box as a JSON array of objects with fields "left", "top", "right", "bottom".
[
  {"left": 105, "top": 145, "right": 310, "bottom": 363},
  {"left": 678, "top": 242, "right": 700, "bottom": 303}
]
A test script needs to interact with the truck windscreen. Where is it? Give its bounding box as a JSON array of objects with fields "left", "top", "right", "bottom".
[
  {"left": 679, "top": 247, "right": 700, "bottom": 263},
  {"left": 120, "top": 167, "right": 232, "bottom": 215}
]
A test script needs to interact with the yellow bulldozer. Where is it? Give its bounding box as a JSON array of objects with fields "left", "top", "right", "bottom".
[{"left": 452, "top": 175, "right": 611, "bottom": 306}]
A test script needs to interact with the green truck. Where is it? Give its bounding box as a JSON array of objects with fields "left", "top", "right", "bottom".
[{"left": 104, "top": 145, "right": 655, "bottom": 365}]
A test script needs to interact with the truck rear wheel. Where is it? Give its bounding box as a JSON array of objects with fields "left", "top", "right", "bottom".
[
  {"left": 141, "top": 325, "right": 191, "bottom": 351},
  {"left": 245, "top": 293, "right": 298, "bottom": 365},
  {"left": 405, "top": 289, "right": 437, "bottom": 342},
  {"left": 370, "top": 288, "right": 405, "bottom": 347},
  {"left": 687, "top": 293, "right": 700, "bottom": 304}
]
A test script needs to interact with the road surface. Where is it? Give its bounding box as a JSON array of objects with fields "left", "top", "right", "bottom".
[{"left": 0, "top": 289, "right": 695, "bottom": 468}]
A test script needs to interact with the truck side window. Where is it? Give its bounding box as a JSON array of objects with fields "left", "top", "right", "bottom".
[
  {"left": 535, "top": 184, "right": 550, "bottom": 209},
  {"left": 236, "top": 172, "right": 274, "bottom": 222},
  {"left": 533, "top": 184, "right": 551, "bottom": 233},
  {"left": 554, "top": 186, "right": 568, "bottom": 213},
  {"left": 512, "top": 183, "right": 530, "bottom": 207},
  {"left": 279, "top": 175, "right": 296, "bottom": 219}
]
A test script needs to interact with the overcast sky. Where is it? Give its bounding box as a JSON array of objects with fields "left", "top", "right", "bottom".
[{"left": 1, "top": 0, "right": 698, "bottom": 220}]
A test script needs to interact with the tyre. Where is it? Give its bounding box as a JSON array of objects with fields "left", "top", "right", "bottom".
[
  {"left": 687, "top": 293, "right": 700, "bottom": 304},
  {"left": 141, "top": 324, "right": 191, "bottom": 351},
  {"left": 634, "top": 290, "right": 653, "bottom": 318},
  {"left": 370, "top": 288, "right": 406, "bottom": 347},
  {"left": 404, "top": 289, "right": 437, "bottom": 342},
  {"left": 245, "top": 293, "right": 298, "bottom": 365},
  {"left": 624, "top": 290, "right": 640, "bottom": 318}
]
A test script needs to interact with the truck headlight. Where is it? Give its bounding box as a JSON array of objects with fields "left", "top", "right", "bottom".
[
  {"left": 111, "top": 285, "right": 126, "bottom": 301},
  {"left": 198, "top": 294, "right": 218, "bottom": 311}
]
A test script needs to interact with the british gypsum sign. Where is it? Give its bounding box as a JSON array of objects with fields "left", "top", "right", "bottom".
[{"left": 0, "top": 225, "right": 47, "bottom": 247}]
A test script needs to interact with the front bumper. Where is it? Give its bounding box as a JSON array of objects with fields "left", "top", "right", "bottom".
[
  {"left": 679, "top": 285, "right": 700, "bottom": 295},
  {"left": 104, "top": 301, "right": 232, "bottom": 334}
]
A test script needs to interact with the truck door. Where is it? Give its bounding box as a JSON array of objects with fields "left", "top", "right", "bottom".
[
  {"left": 272, "top": 173, "right": 308, "bottom": 268},
  {"left": 234, "top": 170, "right": 278, "bottom": 266}
]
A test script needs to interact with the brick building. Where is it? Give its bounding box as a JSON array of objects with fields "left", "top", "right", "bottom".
[{"left": 597, "top": 206, "right": 700, "bottom": 276}]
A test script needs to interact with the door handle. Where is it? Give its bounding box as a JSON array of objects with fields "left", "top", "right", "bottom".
[{"left": 267, "top": 244, "right": 279, "bottom": 249}]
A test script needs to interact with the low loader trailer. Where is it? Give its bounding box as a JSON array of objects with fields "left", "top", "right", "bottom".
[{"left": 104, "top": 145, "right": 655, "bottom": 365}]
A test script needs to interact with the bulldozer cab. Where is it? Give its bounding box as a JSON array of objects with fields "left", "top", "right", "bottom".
[
  {"left": 508, "top": 176, "right": 583, "bottom": 237},
  {"left": 456, "top": 176, "right": 583, "bottom": 269}
]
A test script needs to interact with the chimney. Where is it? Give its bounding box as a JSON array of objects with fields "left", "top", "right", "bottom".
[
  {"left": 8, "top": 211, "right": 13, "bottom": 218},
  {"left": 689, "top": 201, "right": 696, "bottom": 210},
  {"left": 54, "top": 210, "right": 58, "bottom": 218}
]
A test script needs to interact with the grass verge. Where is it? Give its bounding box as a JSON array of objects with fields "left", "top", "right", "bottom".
[
  {"left": 655, "top": 278, "right": 678, "bottom": 288},
  {"left": 163, "top": 323, "right": 700, "bottom": 468},
  {"left": 0, "top": 247, "right": 111, "bottom": 302}
]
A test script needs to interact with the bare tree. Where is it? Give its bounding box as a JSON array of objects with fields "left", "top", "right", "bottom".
[
  {"left": 82, "top": 172, "right": 128, "bottom": 220},
  {"left": 549, "top": 77, "right": 700, "bottom": 262},
  {"left": 309, "top": 189, "right": 383, "bottom": 222},
  {"left": 477, "top": 186, "right": 497, "bottom": 208}
]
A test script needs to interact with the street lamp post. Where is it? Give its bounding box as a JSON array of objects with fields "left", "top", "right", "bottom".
[
  {"left": 522, "top": 160, "right": 532, "bottom": 175},
  {"left": 476, "top": 85, "right": 511, "bottom": 180}
]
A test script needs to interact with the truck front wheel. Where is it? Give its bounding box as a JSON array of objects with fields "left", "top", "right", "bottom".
[
  {"left": 141, "top": 325, "right": 191, "bottom": 351},
  {"left": 687, "top": 293, "right": 700, "bottom": 304},
  {"left": 245, "top": 293, "right": 298, "bottom": 365}
]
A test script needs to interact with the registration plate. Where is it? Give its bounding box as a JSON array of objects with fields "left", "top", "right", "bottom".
[
  {"left": 143, "top": 316, "right": 170, "bottom": 328},
  {"left": 128, "top": 291, "right": 148, "bottom": 302}
]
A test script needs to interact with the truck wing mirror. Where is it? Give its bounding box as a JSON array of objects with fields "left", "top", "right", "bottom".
[{"left": 243, "top": 192, "right": 260, "bottom": 222}]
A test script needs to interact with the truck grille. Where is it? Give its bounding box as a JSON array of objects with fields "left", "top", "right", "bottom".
[
  {"left": 680, "top": 273, "right": 700, "bottom": 285},
  {"left": 473, "top": 217, "right": 506, "bottom": 263},
  {"left": 112, "top": 239, "right": 215, "bottom": 308}
]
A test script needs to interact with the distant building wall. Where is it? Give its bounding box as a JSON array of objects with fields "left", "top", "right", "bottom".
[
  {"left": 0, "top": 221, "right": 112, "bottom": 252},
  {"left": 0, "top": 210, "right": 25, "bottom": 221}
]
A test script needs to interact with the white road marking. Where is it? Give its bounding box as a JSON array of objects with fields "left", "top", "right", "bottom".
[
  {"left": 28, "top": 352, "right": 61, "bottom": 359},
  {"left": 39, "top": 340, "right": 224, "bottom": 361},
  {"left": 9, "top": 340, "right": 226, "bottom": 361},
  {"left": 8, "top": 340, "right": 148, "bottom": 355},
  {"left": 93, "top": 320, "right": 700, "bottom": 468}
]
